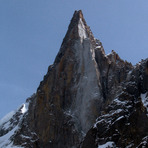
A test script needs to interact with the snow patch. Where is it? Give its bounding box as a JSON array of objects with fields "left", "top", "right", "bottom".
[
  {"left": 0, "top": 125, "right": 22, "bottom": 148},
  {"left": 94, "top": 119, "right": 104, "bottom": 128},
  {"left": 112, "top": 116, "right": 124, "bottom": 125},
  {"left": 0, "top": 100, "right": 30, "bottom": 147},
  {"left": 141, "top": 93, "right": 148, "bottom": 114},
  {"left": 0, "top": 111, "right": 16, "bottom": 126},
  {"left": 78, "top": 18, "right": 87, "bottom": 42},
  {"left": 125, "top": 143, "right": 134, "bottom": 148},
  {"left": 3, "top": 121, "right": 11, "bottom": 130},
  {"left": 21, "top": 102, "right": 29, "bottom": 114},
  {"left": 137, "top": 135, "right": 148, "bottom": 147},
  {"left": 98, "top": 141, "right": 115, "bottom": 148},
  {"left": 113, "top": 98, "right": 127, "bottom": 106},
  {"left": 109, "top": 109, "right": 123, "bottom": 115},
  {"left": 96, "top": 46, "right": 101, "bottom": 48}
]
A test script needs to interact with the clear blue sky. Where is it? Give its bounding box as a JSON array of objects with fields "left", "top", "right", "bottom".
[{"left": 0, "top": 0, "right": 148, "bottom": 119}]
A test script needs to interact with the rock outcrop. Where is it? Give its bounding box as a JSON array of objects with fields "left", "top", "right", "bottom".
[
  {"left": 0, "top": 10, "right": 148, "bottom": 148},
  {"left": 81, "top": 59, "right": 148, "bottom": 148}
]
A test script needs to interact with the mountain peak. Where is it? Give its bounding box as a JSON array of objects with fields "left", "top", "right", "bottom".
[
  {"left": 1, "top": 11, "right": 148, "bottom": 148},
  {"left": 70, "top": 10, "right": 86, "bottom": 27},
  {"left": 61, "top": 10, "right": 87, "bottom": 44},
  {"left": 54, "top": 10, "right": 95, "bottom": 64},
  {"left": 61, "top": 10, "right": 95, "bottom": 45},
  {"left": 73, "top": 10, "right": 84, "bottom": 20}
]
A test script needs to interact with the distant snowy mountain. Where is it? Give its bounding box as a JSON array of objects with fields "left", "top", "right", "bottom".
[{"left": 0, "top": 10, "right": 148, "bottom": 148}]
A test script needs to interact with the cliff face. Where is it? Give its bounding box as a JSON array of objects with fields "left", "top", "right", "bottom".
[
  {"left": 0, "top": 10, "right": 148, "bottom": 148},
  {"left": 81, "top": 59, "right": 148, "bottom": 148}
]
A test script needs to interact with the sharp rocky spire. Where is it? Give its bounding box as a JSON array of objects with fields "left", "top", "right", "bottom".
[{"left": 0, "top": 10, "right": 147, "bottom": 148}]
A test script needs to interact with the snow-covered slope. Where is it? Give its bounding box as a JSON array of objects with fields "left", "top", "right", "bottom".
[{"left": 0, "top": 98, "right": 30, "bottom": 147}]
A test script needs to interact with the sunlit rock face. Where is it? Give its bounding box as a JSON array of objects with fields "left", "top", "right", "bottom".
[{"left": 0, "top": 10, "right": 148, "bottom": 148}]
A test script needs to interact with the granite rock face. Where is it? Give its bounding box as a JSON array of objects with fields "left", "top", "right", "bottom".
[
  {"left": 0, "top": 10, "right": 148, "bottom": 148},
  {"left": 81, "top": 59, "right": 148, "bottom": 148}
]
